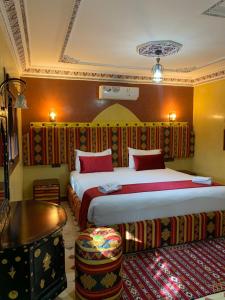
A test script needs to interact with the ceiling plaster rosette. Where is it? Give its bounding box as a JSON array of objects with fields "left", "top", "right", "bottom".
[{"left": 137, "top": 40, "right": 183, "bottom": 57}]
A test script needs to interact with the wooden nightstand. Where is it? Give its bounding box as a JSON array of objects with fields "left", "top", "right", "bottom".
[{"left": 33, "top": 178, "right": 60, "bottom": 204}]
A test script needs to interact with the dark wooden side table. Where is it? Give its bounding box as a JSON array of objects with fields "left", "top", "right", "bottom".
[
  {"left": 0, "top": 200, "right": 67, "bottom": 300},
  {"left": 33, "top": 179, "right": 60, "bottom": 204}
]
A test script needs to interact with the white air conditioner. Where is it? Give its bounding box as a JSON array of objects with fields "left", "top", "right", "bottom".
[{"left": 99, "top": 85, "right": 139, "bottom": 101}]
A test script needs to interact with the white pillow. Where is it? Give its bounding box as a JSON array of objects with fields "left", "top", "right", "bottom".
[
  {"left": 128, "top": 147, "right": 161, "bottom": 169},
  {"left": 75, "top": 149, "right": 112, "bottom": 172}
]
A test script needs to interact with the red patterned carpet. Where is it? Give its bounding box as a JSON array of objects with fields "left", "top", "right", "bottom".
[{"left": 122, "top": 238, "right": 225, "bottom": 300}]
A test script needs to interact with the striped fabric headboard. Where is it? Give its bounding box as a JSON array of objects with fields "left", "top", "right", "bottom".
[{"left": 22, "top": 122, "right": 194, "bottom": 170}]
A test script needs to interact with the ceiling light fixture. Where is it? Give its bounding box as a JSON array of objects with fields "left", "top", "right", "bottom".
[
  {"left": 152, "top": 49, "right": 163, "bottom": 83},
  {"left": 137, "top": 40, "right": 183, "bottom": 84}
]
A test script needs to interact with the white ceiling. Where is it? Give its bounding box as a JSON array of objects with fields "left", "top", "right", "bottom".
[{"left": 0, "top": 0, "right": 225, "bottom": 86}]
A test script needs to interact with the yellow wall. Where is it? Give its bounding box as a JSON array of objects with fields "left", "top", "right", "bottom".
[
  {"left": 193, "top": 79, "right": 225, "bottom": 183},
  {"left": 93, "top": 104, "right": 140, "bottom": 122},
  {"left": 0, "top": 19, "right": 23, "bottom": 201},
  {"left": 23, "top": 165, "right": 69, "bottom": 200}
]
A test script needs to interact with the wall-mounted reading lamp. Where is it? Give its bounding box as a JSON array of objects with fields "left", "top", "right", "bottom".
[
  {"left": 0, "top": 77, "right": 28, "bottom": 203},
  {"left": 49, "top": 111, "right": 57, "bottom": 122},
  {"left": 0, "top": 77, "right": 28, "bottom": 110},
  {"left": 169, "top": 112, "right": 176, "bottom": 122}
]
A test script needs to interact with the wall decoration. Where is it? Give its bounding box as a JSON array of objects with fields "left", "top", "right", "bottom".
[
  {"left": 92, "top": 104, "right": 140, "bottom": 123},
  {"left": 22, "top": 122, "right": 194, "bottom": 171},
  {"left": 21, "top": 77, "right": 194, "bottom": 132}
]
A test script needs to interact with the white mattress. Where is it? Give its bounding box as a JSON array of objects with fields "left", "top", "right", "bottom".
[{"left": 70, "top": 168, "right": 225, "bottom": 226}]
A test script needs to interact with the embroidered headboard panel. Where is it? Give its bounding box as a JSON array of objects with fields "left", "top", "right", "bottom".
[{"left": 22, "top": 122, "right": 194, "bottom": 170}]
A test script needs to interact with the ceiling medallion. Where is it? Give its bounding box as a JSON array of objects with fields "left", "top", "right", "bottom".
[{"left": 136, "top": 40, "right": 183, "bottom": 57}]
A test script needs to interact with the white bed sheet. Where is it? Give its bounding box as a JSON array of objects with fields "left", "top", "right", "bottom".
[{"left": 70, "top": 168, "right": 225, "bottom": 226}]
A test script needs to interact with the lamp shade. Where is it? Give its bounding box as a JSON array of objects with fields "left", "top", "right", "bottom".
[
  {"left": 14, "top": 94, "right": 28, "bottom": 109},
  {"left": 152, "top": 57, "right": 163, "bottom": 83}
]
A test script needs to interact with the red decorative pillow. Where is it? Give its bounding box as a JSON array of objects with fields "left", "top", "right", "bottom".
[
  {"left": 133, "top": 154, "right": 165, "bottom": 171},
  {"left": 79, "top": 155, "right": 114, "bottom": 173}
]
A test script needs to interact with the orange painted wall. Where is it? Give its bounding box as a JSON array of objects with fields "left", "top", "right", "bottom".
[{"left": 22, "top": 77, "right": 193, "bottom": 132}]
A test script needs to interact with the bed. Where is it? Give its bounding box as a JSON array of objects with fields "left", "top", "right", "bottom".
[
  {"left": 70, "top": 167, "right": 225, "bottom": 226},
  {"left": 68, "top": 167, "right": 225, "bottom": 253}
]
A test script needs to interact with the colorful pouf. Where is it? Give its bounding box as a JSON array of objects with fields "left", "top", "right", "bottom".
[{"left": 75, "top": 227, "right": 123, "bottom": 300}]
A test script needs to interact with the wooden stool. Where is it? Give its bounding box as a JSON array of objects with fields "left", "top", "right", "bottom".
[{"left": 75, "top": 227, "right": 123, "bottom": 300}]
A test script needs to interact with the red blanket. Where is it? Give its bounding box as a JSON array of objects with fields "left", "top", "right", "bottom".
[{"left": 79, "top": 180, "right": 219, "bottom": 229}]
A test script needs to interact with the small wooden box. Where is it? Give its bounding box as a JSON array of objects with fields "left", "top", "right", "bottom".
[{"left": 33, "top": 179, "right": 60, "bottom": 204}]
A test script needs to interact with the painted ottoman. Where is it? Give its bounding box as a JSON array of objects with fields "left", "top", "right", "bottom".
[{"left": 75, "top": 227, "right": 123, "bottom": 300}]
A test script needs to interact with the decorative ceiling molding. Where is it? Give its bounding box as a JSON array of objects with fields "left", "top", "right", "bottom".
[
  {"left": 1, "top": 0, "right": 225, "bottom": 86},
  {"left": 23, "top": 67, "right": 193, "bottom": 84},
  {"left": 202, "top": 0, "right": 225, "bottom": 18},
  {"left": 137, "top": 40, "right": 183, "bottom": 57},
  {"left": 19, "top": 0, "right": 30, "bottom": 65},
  {"left": 23, "top": 66, "right": 225, "bottom": 86},
  {"left": 61, "top": 55, "right": 79, "bottom": 64},
  {"left": 194, "top": 69, "right": 225, "bottom": 84},
  {"left": 1, "top": 0, "right": 26, "bottom": 69},
  {"left": 23, "top": 67, "right": 195, "bottom": 86},
  {"left": 59, "top": 0, "right": 82, "bottom": 63},
  {"left": 56, "top": 0, "right": 225, "bottom": 79}
]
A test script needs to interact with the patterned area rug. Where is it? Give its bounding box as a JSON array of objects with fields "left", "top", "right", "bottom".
[
  {"left": 56, "top": 202, "right": 225, "bottom": 300},
  {"left": 122, "top": 238, "right": 225, "bottom": 300}
]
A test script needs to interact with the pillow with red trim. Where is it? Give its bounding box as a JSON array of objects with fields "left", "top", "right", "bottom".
[
  {"left": 133, "top": 154, "right": 165, "bottom": 171},
  {"left": 79, "top": 155, "right": 114, "bottom": 173}
]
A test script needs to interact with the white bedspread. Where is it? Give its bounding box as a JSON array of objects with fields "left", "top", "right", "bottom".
[{"left": 70, "top": 168, "right": 225, "bottom": 226}]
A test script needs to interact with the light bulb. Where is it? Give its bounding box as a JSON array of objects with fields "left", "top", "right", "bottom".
[{"left": 49, "top": 111, "right": 56, "bottom": 122}]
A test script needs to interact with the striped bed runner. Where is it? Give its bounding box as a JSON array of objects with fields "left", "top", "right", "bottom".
[{"left": 67, "top": 184, "right": 225, "bottom": 254}]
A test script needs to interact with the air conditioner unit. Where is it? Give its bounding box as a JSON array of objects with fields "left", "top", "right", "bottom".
[{"left": 99, "top": 85, "right": 139, "bottom": 101}]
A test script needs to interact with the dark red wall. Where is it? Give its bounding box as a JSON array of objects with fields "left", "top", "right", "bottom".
[{"left": 22, "top": 77, "right": 193, "bottom": 132}]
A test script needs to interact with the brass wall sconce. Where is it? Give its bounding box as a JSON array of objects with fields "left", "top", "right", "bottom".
[
  {"left": 49, "top": 111, "right": 57, "bottom": 122},
  {"left": 169, "top": 112, "right": 176, "bottom": 122},
  {"left": 0, "top": 77, "right": 28, "bottom": 109}
]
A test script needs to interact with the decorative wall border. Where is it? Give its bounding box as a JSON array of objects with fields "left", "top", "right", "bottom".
[
  {"left": 22, "top": 67, "right": 195, "bottom": 86},
  {"left": 23, "top": 66, "right": 225, "bottom": 86},
  {"left": 30, "top": 121, "right": 188, "bottom": 128}
]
